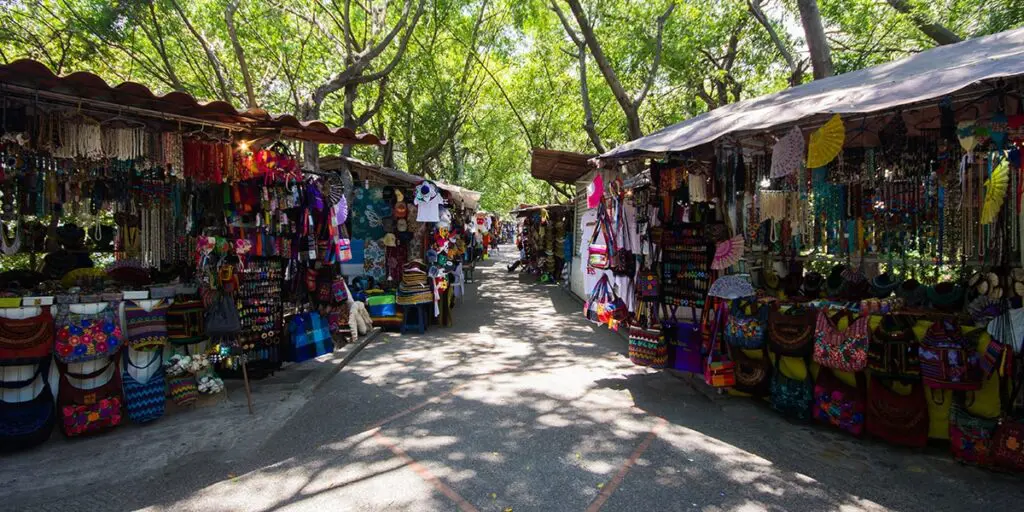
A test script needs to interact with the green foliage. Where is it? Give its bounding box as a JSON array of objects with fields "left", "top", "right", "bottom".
[{"left": 1, "top": 0, "right": 1022, "bottom": 214}]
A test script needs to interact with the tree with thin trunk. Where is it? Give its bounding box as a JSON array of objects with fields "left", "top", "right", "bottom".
[
  {"left": 561, "top": 0, "right": 675, "bottom": 141},
  {"left": 884, "top": 0, "right": 963, "bottom": 45},
  {"left": 747, "top": 0, "right": 806, "bottom": 87},
  {"left": 796, "top": 0, "right": 834, "bottom": 79}
]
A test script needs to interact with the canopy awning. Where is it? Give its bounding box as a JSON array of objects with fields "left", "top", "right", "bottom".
[
  {"left": 599, "top": 27, "right": 1024, "bottom": 161},
  {"left": 531, "top": 148, "right": 595, "bottom": 183},
  {"left": 0, "top": 59, "right": 383, "bottom": 146},
  {"left": 319, "top": 156, "right": 482, "bottom": 210}
]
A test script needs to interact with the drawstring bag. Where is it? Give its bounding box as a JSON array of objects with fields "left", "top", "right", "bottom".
[{"left": 205, "top": 292, "right": 241, "bottom": 337}]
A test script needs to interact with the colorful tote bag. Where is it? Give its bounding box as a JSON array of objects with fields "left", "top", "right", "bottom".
[
  {"left": 57, "top": 359, "right": 124, "bottom": 437},
  {"left": 668, "top": 307, "right": 703, "bottom": 373},
  {"left": 813, "top": 367, "right": 867, "bottom": 437},
  {"left": 290, "top": 312, "right": 333, "bottom": 363},
  {"left": 167, "top": 298, "right": 208, "bottom": 346},
  {"left": 123, "top": 299, "right": 170, "bottom": 350},
  {"left": 868, "top": 315, "right": 921, "bottom": 382},
  {"left": 771, "top": 355, "right": 814, "bottom": 421},
  {"left": 813, "top": 310, "right": 870, "bottom": 372},
  {"left": 920, "top": 320, "right": 981, "bottom": 391},
  {"left": 725, "top": 299, "right": 767, "bottom": 350},
  {"left": 993, "top": 418, "right": 1024, "bottom": 471},
  {"left": 628, "top": 325, "right": 668, "bottom": 368},
  {"left": 121, "top": 350, "right": 166, "bottom": 424},
  {"left": 0, "top": 361, "right": 55, "bottom": 452},
  {"left": 704, "top": 306, "right": 735, "bottom": 388},
  {"left": 866, "top": 379, "right": 929, "bottom": 448}
]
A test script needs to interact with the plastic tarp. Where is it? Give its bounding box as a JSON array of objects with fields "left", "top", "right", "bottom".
[{"left": 599, "top": 27, "right": 1024, "bottom": 161}]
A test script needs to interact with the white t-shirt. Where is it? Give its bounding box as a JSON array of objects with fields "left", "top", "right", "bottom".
[{"left": 415, "top": 181, "right": 442, "bottom": 223}]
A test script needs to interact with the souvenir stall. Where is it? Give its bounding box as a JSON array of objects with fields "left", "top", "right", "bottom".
[
  {"left": 509, "top": 205, "right": 571, "bottom": 284},
  {"left": 589, "top": 28, "right": 1024, "bottom": 470},
  {"left": 0, "top": 59, "right": 381, "bottom": 451},
  {"left": 319, "top": 156, "right": 481, "bottom": 332}
]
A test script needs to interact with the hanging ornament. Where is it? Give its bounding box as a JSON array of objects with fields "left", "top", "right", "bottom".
[
  {"left": 980, "top": 156, "right": 1009, "bottom": 225},
  {"left": 807, "top": 114, "right": 845, "bottom": 168},
  {"left": 770, "top": 127, "right": 805, "bottom": 178}
]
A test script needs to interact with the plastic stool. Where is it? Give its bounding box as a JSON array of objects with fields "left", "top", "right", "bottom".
[{"left": 401, "top": 304, "right": 428, "bottom": 334}]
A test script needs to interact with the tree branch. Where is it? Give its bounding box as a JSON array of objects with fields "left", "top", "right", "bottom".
[
  {"left": 169, "top": 0, "right": 232, "bottom": 102},
  {"left": 634, "top": 2, "right": 675, "bottom": 107},
  {"left": 225, "top": 1, "right": 258, "bottom": 108},
  {"left": 747, "top": 0, "right": 804, "bottom": 86},
  {"left": 884, "top": 0, "right": 963, "bottom": 45},
  {"left": 355, "top": 77, "right": 388, "bottom": 127},
  {"left": 796, "top": 0, "right": 834, "bottom": 79}
]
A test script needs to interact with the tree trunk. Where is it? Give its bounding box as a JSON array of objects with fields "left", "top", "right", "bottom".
[
  {"left": 885, "top": 0, "right": 963, "bottom": 45},
  {"left": 225, "top": 1, "right": 258, "bottom": 108},
  {"left": 796, "top": 0, "right": 834, "bottom": 79}
]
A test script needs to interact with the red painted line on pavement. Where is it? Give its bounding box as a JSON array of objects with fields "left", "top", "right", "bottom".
[
  {"left": 585, "top": 418, "right": 668, "bottom": 512},
  {"left": 373, "top": 431, "right": 481, "bottom": 512}
]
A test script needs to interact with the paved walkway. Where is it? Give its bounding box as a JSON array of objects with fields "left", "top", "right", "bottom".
[{"left": 9, "top": 249, "right": 1024, "bottom": 511}]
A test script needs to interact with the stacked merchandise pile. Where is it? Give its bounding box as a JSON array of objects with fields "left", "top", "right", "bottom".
[
  {"left": 366, "top": 290, "right": 402, "bottom": 330},
  {"left": 397, "top": 261, "right": 433, "bottom": 306}
]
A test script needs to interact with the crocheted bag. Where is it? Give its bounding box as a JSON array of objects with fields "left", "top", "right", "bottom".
[
  {"left": 168, "top": 374, "right": 199, "bottom": 407},
  {"left": 628, "top": 325, "right": 667, "bottom": 368},
  {"left": 768, "top": 306, "right": 815, "bottom": 357},
  {"left": 121, "top": 350, "right": 166, "bottom": 424},
  {"left": 124, "top": 299, "right": 170, "bottom": 350}
]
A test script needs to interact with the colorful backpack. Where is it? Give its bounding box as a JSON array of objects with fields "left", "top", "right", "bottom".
[
  {"left": 770, "top": 355, "right": 814, "bottom": 421},
  {"left": 919, "top": 320, "right": 981, "bottom": 390},
  {"left": 813, "top": 367, "right": 867, "bottom": 437},
  {"left": 725, "top": 299, "right": 767, "bottom": 350},
  {"left": 121, "top": 349, "right": 166, "bottom": 424},
  {"left": 768, "top": 306, "right": 815, "bottom": 357},
  {"left": 868, "top": 315, "right": 921, "bottom": 382},
  {"left": 0, "top": 361, "right": 55, "bottom": 452},
  {"left": 866, "top": 379, "right": 929, "bottom": 448},
  {"left": 813, "top": 310, "right": 870, "bottom": 372}
]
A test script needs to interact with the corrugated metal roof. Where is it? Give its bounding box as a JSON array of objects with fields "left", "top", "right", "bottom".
[{"left": 531, "top": 148, "right": 595, "bottom": 183}]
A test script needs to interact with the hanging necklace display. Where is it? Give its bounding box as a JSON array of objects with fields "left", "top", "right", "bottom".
[{"left": 0, "top": 219, "right": 20, "bottom": 255}]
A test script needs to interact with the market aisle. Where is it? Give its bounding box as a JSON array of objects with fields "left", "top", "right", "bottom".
[{"left": 21, "top": 250, "right": 1024, "bottom": 512}]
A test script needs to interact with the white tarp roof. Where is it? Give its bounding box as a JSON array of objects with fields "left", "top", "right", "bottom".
[{"left": 600, "top": 27, "right": 1024, "bottom": 161}]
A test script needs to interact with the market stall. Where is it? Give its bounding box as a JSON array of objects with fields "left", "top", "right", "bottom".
[
  {"left": 584, "top": 27, "right": 1024, "bottom": 469},
  {"left": 319, "top": 156, "right": 482, "bottom": 331},
  {"left": 0, "top": 59, "right": 383, "bottom": 450},
  {"left": 508, "top": 204, "right": 571, "bottom": 284}
]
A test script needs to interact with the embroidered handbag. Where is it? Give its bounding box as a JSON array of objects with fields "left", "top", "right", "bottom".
[
  {"left": 920, "top": 319, "right": 981, "bottom": 391},
  {"left": 587, "top": 208, "right": 613, "bottom": 270},
  {"left": 770, "top": 355, "right": 814, "bottom": 421},
  {"left": 0, "top": 307, "right": 54, "bottom": 363},
  {"left": 730, "top": 346, "right": 771, "bottom": 397},
  {"left": 725, "top": 299, "right": 767, "bottom": 350},
  {"left": 992, "top": 418, "right": 1024, "bottom": 471},
  {"left": 868, "top": 315, "right": 921, "bottom": 382},
  {"left": 866, "top": 379, "right": 929, "bottom": 447},
  {"left": 55, "top": 304, "right": 123, "bottom": 363},
  {"left": 668, "top": 307, "right": 702, "bottom": 373},
  {"left": 813, "top": 310, "right": 870, "bottom": 372},
  {"left": 768, "top": 306, "right": 815, "bottom": 357},
  {"left": 813, "top": 367, "right": 867, "bottom": 437},
  {"left": 57, "top": 359, "right": 124, "bottom": 437},
  {"left": 0, "top": 361, "right": 55, "bottom": 452},
  {"left": 704, "top": 307, "right": 735, "bottom": 388},
  {"left": 168, "top": 374, "right": 199, "bottom": 406},
  {"left": 121, "top": 349, "right": 166, "bottom": 424},
  {"left": 949, "top": 404, "right": 998, "bottom": 466}
]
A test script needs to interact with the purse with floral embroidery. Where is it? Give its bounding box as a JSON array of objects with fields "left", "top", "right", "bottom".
[
  {"left": 57, "top": 359, "right": 124, "bottom": 437},
  {"left": 814, "top": 367, "right": 867, "bottom": 437},
  {"left": 54, "top": 304, "right": 123, "bottom": 363},
  {"left": 813, "top": 310, "right": 870, "bottom": 372},
  {"left": 725, "top": 299, "right": 768, "bottom": 350}
]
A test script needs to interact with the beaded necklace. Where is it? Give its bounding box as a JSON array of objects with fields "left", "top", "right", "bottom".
[{"left": 0, "top": 220, "right": 20, "bottom": 255}]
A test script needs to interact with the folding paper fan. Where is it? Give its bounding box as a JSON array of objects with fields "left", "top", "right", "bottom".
[
  {"left": 981, "top": 157, "right": 1009, "bottom": 225},
  {"left": 806, "top": 114, "right": 845, "bottom": 168},
  {"left": 957, "top": 121, "right": 977, "bottom": 152},
  {"left": 708, "top": 275, "right": 755, "bottom": 299},
  {"left": 711, "top": 235, "right": 745, "bottom": 270},
  {"left": 770, "top": 127, "right": 804, "bottom": 178}
]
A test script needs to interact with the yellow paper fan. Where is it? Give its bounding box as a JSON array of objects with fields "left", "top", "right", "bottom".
[
  {"left": 981, "top": 157, "right": 1009, "bottom": 225},
  {"left": 806, "top": 114, "right": 845, "bottom": 168}
]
